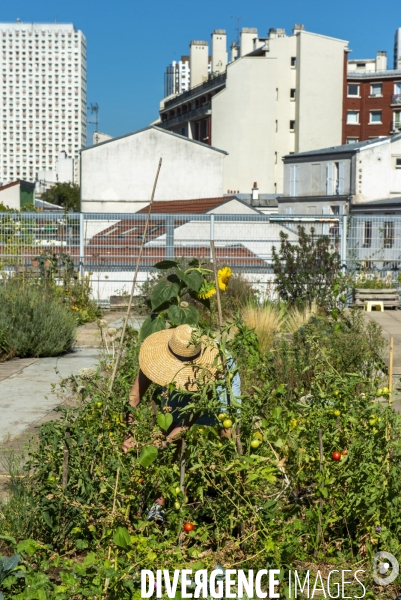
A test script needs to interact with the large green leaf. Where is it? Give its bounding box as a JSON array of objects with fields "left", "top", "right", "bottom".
[
  {"left": 139, "top": 315, "right": 166, "bottom": 342},
  {"left": 168, "top": 304, "right": 199, "bottom": 326},
  {"left": 113, "top": 527, "right": 131, "bottom": 550},
  {"left": 16, "top": 539, "right": 39, "bottom": 557},
  {"left": 138, "top": 445, "right": 158, "bottom": 467},
  {"left": 157, "top": 413, "right": 173, "bottom": 431},
  {"left": 154, "top": 260, "right": 178, "bottom": 270},
  {"left": 150, "top": 280, "right": 180, "bottom": 311},
  {"left": 189, "top": 290, "right": 210, "bottom": 310},
  {"left": 175, "top": 269, "right": 203, "bottom": 292}
]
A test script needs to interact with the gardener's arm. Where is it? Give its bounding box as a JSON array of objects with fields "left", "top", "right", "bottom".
[
  {"left": 122, "top": 370, "right": 152, "bottom": 454},
  {"left": 128, "top": 369, "right": 151, "bottom": 408}
]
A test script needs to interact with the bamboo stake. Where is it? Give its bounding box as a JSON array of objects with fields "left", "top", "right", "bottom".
[
  {"left": 108, "top": 158, "right": 162, "bottom": 393},
  {"left": 386, "top": 337, "right": 394, "bottom": 475},
  {"left": 62, "top": 428, "right": 70, "bottom": 489},
  {"left": 104, "top": 467, "right": 120, "bottom": 596},
  {"left": 315, "top": 428, "right": 324, "bottom": 554},
  {"left": 210, "top": 241, "right": 245, "bottom": 547},
  {"left": 178, "top": 438, "right": 186, "bottom": 548},
  {"left": 210, "top": 240, "right": 223, "bottom": 328},
  {"left": 389, "top": 336, "right": 394, "bottom": 408}
]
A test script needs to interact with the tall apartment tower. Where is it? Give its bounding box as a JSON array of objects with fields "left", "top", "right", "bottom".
[
  {"left": 395, "top": 28, "right": 401, "bottom": 69},
  {"left": 0, "top": 21, "right": 86, "bottom": 185}
]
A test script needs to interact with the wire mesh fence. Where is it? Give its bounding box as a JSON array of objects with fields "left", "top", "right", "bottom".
[{"left": 0, "top": 211, "right": 400, "bottom": 306}]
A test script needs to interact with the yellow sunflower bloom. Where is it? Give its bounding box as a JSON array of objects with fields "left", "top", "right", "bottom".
[
  {"left": 197, "top": 280, "right": 217, "bottom": 299},
  {"left": 218, "top": 266, "right": 232, "bottom": 292}
]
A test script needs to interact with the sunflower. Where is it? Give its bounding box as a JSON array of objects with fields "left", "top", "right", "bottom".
[
  {"left": 218, "top": 266, "right": 232, "bottom": 292},
  {"left": 197, "top": 280, "right": 216, "bottom": 299}
]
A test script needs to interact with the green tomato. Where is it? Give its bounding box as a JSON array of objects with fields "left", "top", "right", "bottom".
[
  {"left": 250, "top": 439, "right": 261, "bottom": 449},
  {"left": 382, "top": 387, "right": 390, "bottom": 395},
  {"left": 376, "top": 388, "right": 383, "bottom": 397},
  {"left": 333, "top": 410, "right": 341, "bottom": 417},
  {"left": 334, "top": 390, "right": 339, "bottom": 396},
  {"left": 174, "top": 501, "right": 181, "bottom": 510},
  {"left": 223, "top": 419, "right": 233, "bottom": 429},
  {"left": 96, "top": 402, "right": 102, "bottom": 408},
  {"left": 218, "top": 413, "right": 226, "bottom": 421},
  {"left": 175, "top": 486, "right": 181, "bottom": 495},
  {"left": 48, "top": 475, "right": 56, "bottom": 483}
]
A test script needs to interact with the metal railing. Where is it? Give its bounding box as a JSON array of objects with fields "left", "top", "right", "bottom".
[
  {"left": 391, "top": 94, "right": 401, "bottom": 105},
  {"left": 163, "top": 73, "right": 226, "bottom": 110},
  {"left": 1, "top": 212, "right": 401, "bottom": 305}
]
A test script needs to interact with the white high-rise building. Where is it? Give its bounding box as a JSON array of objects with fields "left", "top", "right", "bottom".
[
  {"left": 395, "top": 28, "right": 401, "bottom": 69},
  {"left": 0, "top": 21, "right": 86, "bottom": 185}
]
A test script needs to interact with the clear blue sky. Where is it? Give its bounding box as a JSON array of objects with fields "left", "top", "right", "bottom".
[{"left": 3, "top": 0, "right": 398, "bottom": 141}]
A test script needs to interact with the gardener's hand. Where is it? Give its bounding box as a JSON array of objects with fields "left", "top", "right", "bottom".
[{"left": 122, "top": 435, "right": 136, "bottom": 454}]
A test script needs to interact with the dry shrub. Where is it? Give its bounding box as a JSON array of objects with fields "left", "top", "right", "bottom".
[
  {"left": 285, "top": 303, "right": 319, "bottom": 333},
  {"left": 242, "top": 302, "right": 286, "bottom": 352}
]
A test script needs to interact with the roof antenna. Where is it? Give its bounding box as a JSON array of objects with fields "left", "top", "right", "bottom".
[{"left": 231, "top": 15, "right": 244, "bottom": 47}]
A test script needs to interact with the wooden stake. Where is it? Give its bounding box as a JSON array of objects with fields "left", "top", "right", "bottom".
[
  {"left": 389, "top": 336, "right": 394, "bottom": 408},
  {"left": 108, "top": 158, "right": 162, "bottom": 393},
  {"left": 315, "top": 428, "right": 324, "bottom": 554},
  {"left": 178, "top": 438, "right": 186, "bottom": 548},
  {"left": 210, "top": 240, "right": 223, "bottom": 328},
  {"left": 112, "top": 467, "right": 120, "bottom": 514},
  {"left": 62, "top": 428, "right": 70, "bottom": 489}
]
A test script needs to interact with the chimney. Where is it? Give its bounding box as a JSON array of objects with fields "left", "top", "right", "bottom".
[
  {"left": 211, "top": 29, "right": 227, "bottom": 74},
  {"left": 240, "top": 27, "right": 258, "bottom": 57},
  {"left": 293, "top": 24, "right": 305, "bottom": 33},
  {"left": 230, "top": 41, "right": 239, "bottom": 62},
  {"left": 189, "top": 40, "right": 209, "bottom": 88},
  {"left": 251, "top": 182, "right": 259, "bottom": 202},
  {"left": 376, "top": 51, "right": 387, "bottom": 71}
]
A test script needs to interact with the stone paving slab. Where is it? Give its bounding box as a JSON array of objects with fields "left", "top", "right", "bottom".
[
  {"left": 0, "top": 349, "right": 99, "bottom": 444},
  {"left": 0, "top": 357, "right": 39, "bottom": 382}
]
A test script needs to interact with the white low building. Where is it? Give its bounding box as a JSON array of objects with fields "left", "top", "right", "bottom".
[
  {"left": 80, "top": 126, "right": 227, "bottom": 213},
  {"left": 279, "top": 133, "right": 401, "bottom": 214}
]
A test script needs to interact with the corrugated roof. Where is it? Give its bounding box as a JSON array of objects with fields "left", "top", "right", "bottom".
[
  {"left": 348, "top": 69, "right": 401, "bottom": 79},
  {"left": 284, "top": 134, "right": 401, "bottom": 159},
  {"left": 136, "top": 197, "right": 236, "bottom": 214}
]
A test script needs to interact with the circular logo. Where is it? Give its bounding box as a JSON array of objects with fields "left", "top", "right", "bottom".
[{"left": 373, "top": 551, "right": 399, "bottom": 585}]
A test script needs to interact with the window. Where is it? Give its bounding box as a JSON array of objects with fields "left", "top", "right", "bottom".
[
  {"left": 370, "top": 83, "right": 382, "bottom": 96},
  {"left": 326, "top": 162, "right": 345, "bottom": 196},
  {"left": 290, "top": 88, "right": 296, "bottom": 99},
  {"left": 393, "top": 111, "right": 401, "bottom": 130},
  {"left": 289, "top": 120, "right": 295, "bottom": 130},
  {"left": 363, "top": 221, "right": 372, "bottom": 247},
  {"left": 347, "top": 83, "right": 360, "bottom": 97},
  {"left": 369, "top": 110, "right": 382, "bottom": 123},
  {"left": 289, "top": 165, "right": 299, "bottom": 196},
  {"left": 347, "top": 110, "right": 359, "bottom": 124},
  {"left": 395, "top": 82, "right": 401, "bottom": 94},
  {"left": 291, "top": 57, "right": 296, "bottom": 67},
  {"left": 384, "top": 221, "right": 394, "bottom": 248},
  {"left": 346, "top": 137, "right": 359, "bottom": 144},
  {"left": 396, "top": 158, "right": 401, "bottom": 168}
]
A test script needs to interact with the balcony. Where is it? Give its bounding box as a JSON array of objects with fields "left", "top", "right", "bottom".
[
  {"left": 391, "top": 94, "right": 401, "bottom": 105},
  {"left": 160, "top": 103, "right": 211, "bottom": 129},
  {"left": 164, "top": 73, "right": 226, "bottom": 110}
]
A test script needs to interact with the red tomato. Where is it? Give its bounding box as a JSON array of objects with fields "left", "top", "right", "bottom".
[
  {"left": 332, "top": 451, "right": 341, "bottom": 461},
  {"left": 184, "top": 522, "right": 194, "bottom": 532}
]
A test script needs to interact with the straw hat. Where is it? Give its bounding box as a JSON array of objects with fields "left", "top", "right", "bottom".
[{"left": 139, "top": 324, "right": 221, "bottom": 391}]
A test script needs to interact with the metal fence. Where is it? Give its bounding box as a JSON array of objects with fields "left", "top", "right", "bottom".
[{"left": 0, "top": 211, "right": 400, "bottom": 305}]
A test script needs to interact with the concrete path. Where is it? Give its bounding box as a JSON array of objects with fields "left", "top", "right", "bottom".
[
  {"left": 363, "top": 310, "right": 401, "bottom": 411},
  {"left": 0, "top": 312, "right": 145, "bottom": 448}
]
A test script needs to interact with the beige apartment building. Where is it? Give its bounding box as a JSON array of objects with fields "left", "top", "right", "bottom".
[{"left": 159, "top": 25, "right": 349, "bottom": 194}]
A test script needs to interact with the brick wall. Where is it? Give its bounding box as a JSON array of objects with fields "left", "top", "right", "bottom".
[{"left": 343, "top": 76, "right": 401, "bottom": 143}]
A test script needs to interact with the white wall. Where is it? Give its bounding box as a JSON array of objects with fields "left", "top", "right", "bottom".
[
  {"left": 212, "top": 57, "right": 276, "bottom": 194},
  {"left": 0, "top": 184, "right": 20, "bottom": 209},
  {"left": 356, "top": 138, "right": 401, "bottom": 203},
  {"left": 296, "top": 31, "right": 347, "bottom": 153},
  {"left": 81, "top": 127, "right": 226, "bottom": 213}
]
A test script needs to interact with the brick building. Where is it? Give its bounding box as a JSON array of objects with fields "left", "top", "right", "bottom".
[{"left": 343, "top": 53, "right": 401, "bottom": 143}]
